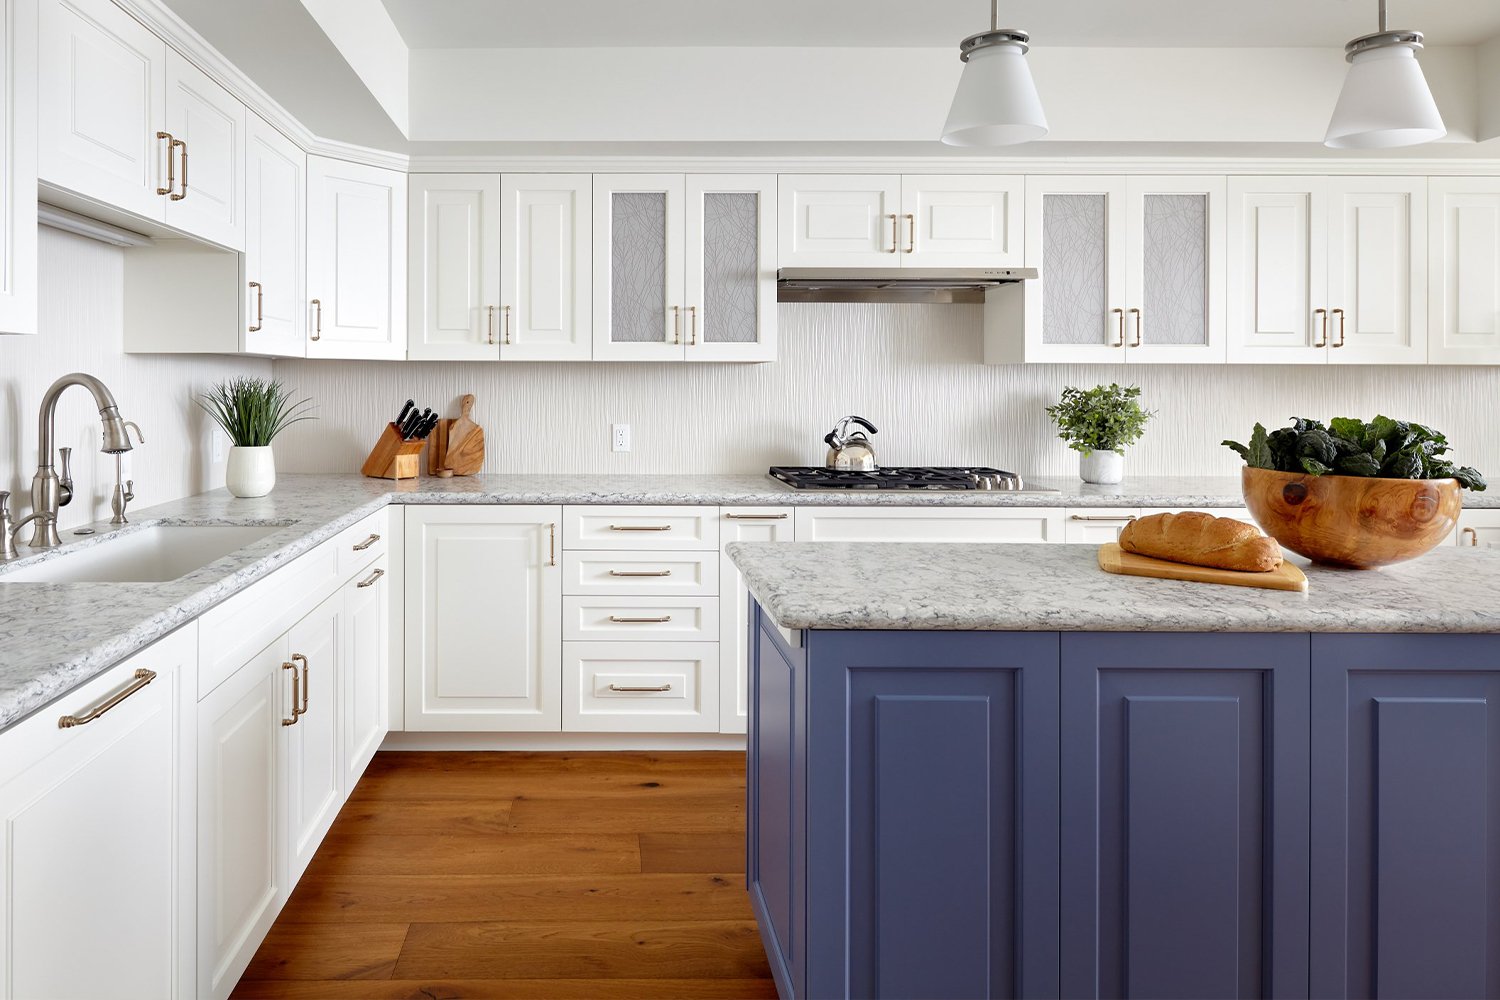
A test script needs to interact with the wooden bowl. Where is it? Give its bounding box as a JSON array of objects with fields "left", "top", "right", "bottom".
[{"left": 1241, "top": 466, "right": 1462, "bottom": 569}]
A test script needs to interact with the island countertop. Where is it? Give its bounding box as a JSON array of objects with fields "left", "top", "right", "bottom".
[{"left": 726, "top": 540, "right": 1500, "bottom": 633}]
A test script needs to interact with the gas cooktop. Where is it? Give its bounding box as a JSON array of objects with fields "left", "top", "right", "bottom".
[{"left": 769, "top": 466, "right": 1057, "bottom": 492}]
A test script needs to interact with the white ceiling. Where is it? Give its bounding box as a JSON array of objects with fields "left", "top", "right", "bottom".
[{"left": 379, "top": 0, "right": 1500, "bottom": 49}]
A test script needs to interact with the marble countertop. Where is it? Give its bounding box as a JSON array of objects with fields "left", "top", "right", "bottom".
[
  {"left": 727, "top": 541, "right": 1500, "bottom": 634},
  {"left": 0, "top": 471, "right": 1491, "bottom": 732}
]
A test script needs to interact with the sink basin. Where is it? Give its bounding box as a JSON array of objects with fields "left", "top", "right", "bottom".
[{"left": 0, "top": 524, "right": 283, "bottom": 583}]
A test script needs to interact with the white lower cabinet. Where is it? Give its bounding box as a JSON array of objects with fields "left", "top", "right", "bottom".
[
  {"left": 1455, "top": 509, "right": 1500, "bottom": 549},
  {"left": 563, "top": 641, "right": 719, "bottom": 732},
  {"left": 404, "top": 505, "right": 562, "bottom": 731},
  {"left": 719, "top": 507, "right": 793, "bottom": 734},
  {"left": 1062, "top": 508, "right": 1142, "bottom": 543},
  {"left": 283, "top": 591, "right": 343, "bottom": 886},
  {"left": 344, "top": 556, "right": 390, "bottom": 789},
  {"left": 0, "top": 625, "right": 196, "bottom": 1000},
  {"left": 794, "top": 505, "right": 1063, "bottom": 542}
]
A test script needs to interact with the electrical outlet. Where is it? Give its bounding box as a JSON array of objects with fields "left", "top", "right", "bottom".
[
  {"left": 611, "top": 423, "right": 631, "bottom": 453},
  {"left": 210, "top": 432, "right": 226, "bottom": 463}
]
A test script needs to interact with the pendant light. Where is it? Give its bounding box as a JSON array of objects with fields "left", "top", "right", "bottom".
[
  {"left": 941, "top": 0, "right": 1048, "bottom": 146},
  {"left": 1324, "top": 0, "right": 1445, "bottom": 149}
]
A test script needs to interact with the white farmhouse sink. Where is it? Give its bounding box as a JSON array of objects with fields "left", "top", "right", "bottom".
[{"left": 0, "top": 524, "right": 282, "bottom": 583}]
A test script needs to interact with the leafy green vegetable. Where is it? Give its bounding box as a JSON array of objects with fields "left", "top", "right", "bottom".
[
  {"left": 1223, "top": 415, "right": 1486, "bottom": 491},
  {"left": 1045, "top": 383, "right": 1154, "bottom": 456}
]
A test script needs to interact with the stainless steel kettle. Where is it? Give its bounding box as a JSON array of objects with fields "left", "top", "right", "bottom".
[{"left": 824, "top": 415, "right": 879, "bottom": 471}]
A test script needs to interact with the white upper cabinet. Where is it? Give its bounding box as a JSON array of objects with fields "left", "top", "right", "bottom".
[
  {"left": 306, "top": 156, "right": 407, "bottom": 361},
  {"left": 242, "top": 116, "right": 304, "bottom": 357},
  {"left": 684, "top": 174, "right": 776, "bottom": 362},
  {"left": 161, "top": 49, "right": 245, "bottom": 250},
  {"left": 1428, "top": 177, "right": 1500, "bottom": 365},
  {"left": 501, "top": 173, "right": 593, "bottom": 361},
  {"left": 1122, "top": 176, "right": 1226, "bottom": 363},
  {"left": 778, "top": 174, "right": 901, "bottom": 266},
  {"left": 0, "top": 0, "right": 37, "bottom": 336},
  {"left": 1227, "top": 176, "right": 1425, "bottom": 364},
  {"left": 594, "top": 173, "right": 686, "bottom": 361},
  {"left": 901, "top": 174, "right": 1024, "bottom": 266},
  {"left": 407, "top": 173, "right": 502, "bottom": 361}
]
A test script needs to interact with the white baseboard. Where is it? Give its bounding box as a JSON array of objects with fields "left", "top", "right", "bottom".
[{"left": 379, "top": 731, "right": 747, "bottom": 752}]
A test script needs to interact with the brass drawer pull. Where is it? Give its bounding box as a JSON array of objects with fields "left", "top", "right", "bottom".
[
  {"left": 608, "top": 615, "right": 673, "bottom": 624},
  {"left": 352, "top": 533, "right": 381, "bottom": 551},
  {"left": 311, "top": 299, "right": 322, "bottom": 340},
  {"left": 609, "top": 524, "right": 672, "bottom": 531},
  {"left": 356, "top": 567, "right": 385, "bottom": 588},
  {"left": 281, "top": 661, "right": 300, "bottom": 726},
  {"left": 154, "top": 131, "right": 174, "bottom": 195},
  {"left": 1069, "top": 514, "right": 1138, "bottom": 522},
  {"left": 503, "top": 304, "right": 512, "bottom": 345},
  {"left": 293, "top": 653, "right": 309, "bottom": 714},
  {"left": 1331, "top": 307, "right": 1346, "bottom": 348},
  {"left": 904, "top": 213, "right": 915, "bottom": 253},
  {"left": 1129, "top": 307, "right": 1143, "bottom": 347},
  {"left": 1313, "top": 308, "right": 1327, "bottom": 348},
  {"left": 58, "top": 669, "right": 156, "bottom": 729},
  {"left": 248, "top": 281, "right": 263, "bottom": 332},
  {"left": 672, "top": 305, "right": 681, "bottom": 345},
  {"left": 725, "top": 512, "right": 789, "bottom": 520},
  {"left": 486, "top": 304, "right": 495, "bottom": 346},
  {"left": 171, "top": 138, "right": 188, "bottom": 201},
  {"left": 608, "top": 683, "right": 672, "bottom": 693},
  {"left": 1463, "top": 527, "right": 1479, "bottom": 546},
  {"left": 886, "top": 213, "right": 899, "bottom": 253},
  {"left": 609, "top": 569, "right": 672, "bottom": 577},
  {"left": 549, "top": 523, "right": 557, "bottom": 566},
  {"left": 688, "top": 305, "right": 698, "bottom": 345}
]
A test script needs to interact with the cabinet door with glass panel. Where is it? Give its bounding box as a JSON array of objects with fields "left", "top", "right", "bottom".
[
  {"left": 1023, "top": 177, "right": 1128, "bottom": 363},
  {"left": 593, "top": 173, "right": 686, "bottom": 361},
  {"left": 684, "top": 174, "right": 775, "bottom": 362}
]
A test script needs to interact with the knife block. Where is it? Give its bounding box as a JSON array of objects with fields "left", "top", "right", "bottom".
[{"left": 361, "top": 422, "right": 425, "bottom": 480}]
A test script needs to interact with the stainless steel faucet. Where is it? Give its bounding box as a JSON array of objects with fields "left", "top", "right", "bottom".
[
  {"left": 110, "top": 422, "right": 145, "bottom": 525},
  {"left": 27, "top": 373, "right": 136, "bottom": 548},
  {"left": 0, "top": 491, "right": 52, "bottom": 561}
]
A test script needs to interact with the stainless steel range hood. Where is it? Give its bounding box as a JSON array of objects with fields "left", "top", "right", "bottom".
[{"left": 776, "top": 267, "right": 1037, "bottom": 304}]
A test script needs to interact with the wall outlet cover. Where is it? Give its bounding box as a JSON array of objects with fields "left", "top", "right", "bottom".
[{"left": 612, "top": 423, "right": 631, "bottom": 453}]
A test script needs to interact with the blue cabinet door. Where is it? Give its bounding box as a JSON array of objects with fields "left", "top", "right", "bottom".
[
  {"left": 1061, "top": 633, "right": 1311, "bottom": 1000},
  {"left": 1310, "top": 634, "right": 1500, "bottom": 1000}
]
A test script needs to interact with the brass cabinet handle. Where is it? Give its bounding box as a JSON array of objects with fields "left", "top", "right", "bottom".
[
  {"left": 608, "top": 683, "right": 672, "bottom": 693},
  {"left": 549, "top": 523, "right": 557, "bottom": 566},
  {"left": 608, "top": 615, "right": 673, "bottom": 624},
  {"left": 352, "top": 533, "right": 381, "bottom": 551},
  {"left": 688, "top": 305, "right": 697, "bottom": 346},
  {"left": 671, "top": 305, "right": 681, "bottom": 345},
  {"left": 1313, "top": 308, "right": 1327, "bottom": 348},
  {"left": 356, "top": 567, "right": 385, "bottom": 588},
  {"left": 247, "top": 281, "right": 263, "bottom": 332},
  {"left": 609, "top": 569, "right": 672, "bottom": 577},
  {"left": 58, "top": 669, "right": 156, "bottom": 729},
  {"left": 311, "top": 299, "right": 322, "bottom": 340},
  {"left": 503, "top": 304, "right": 512, "bottom": 345},
  {"left": 281, "top": 661, "right": 300, "bottom": 726},
  {"left": 168, "top": 138, "right": 188, "bottom": 201},
  {"left": 1463, "top": 527, "right": 1479, "bottom": 546},
  {"left": 725, "top": 512, "right": 789, "bottom": 520},
  {"left": 1069, "top": 514, "right": 1138, "bottom": 522},
  {"left": 292, "top": 653, "right": 309, "bottom": 715},
  {"left": 1129, "top": 307, "right": 1143, "bottom": 347},
  {"left": 1110, "top": 307, "right": 1125, "bottom": 348},
  {"left": 904, "top": 213, "right": 915, "bottom": 254},
  {"left": 886, "top": 213, "right": 899, "bottom": 253},
  {"left": 486, "top": 305, "right": 495, "bottom": 346},
  {"left": 609, "top": 524, "right": 672, "bottom": 532},
  {"left": 1331, "top": 307, "right": 1346, "bottom": 347},
  {"left": 154, "top": 132, "right": 175, "bottom": 195}
]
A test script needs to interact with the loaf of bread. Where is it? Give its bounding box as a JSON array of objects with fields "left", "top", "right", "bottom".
[{"left": 1118, "top": 511, "right": 1282, "bottom": 572}]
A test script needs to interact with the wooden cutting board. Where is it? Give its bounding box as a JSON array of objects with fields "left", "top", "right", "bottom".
[
  {"left": 434, "top": 393, "right": 485, "bottom": 477},
  {"left": 1097, "top": 542, "right": 1308, "bottom": 593}
]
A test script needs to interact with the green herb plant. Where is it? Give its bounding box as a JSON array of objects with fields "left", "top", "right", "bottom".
[
  {"left": 1223, "top": 416, "right": 1486, "bottom": 491},
  {"left": 197, "top": 377, "right": 315, "bottom": 448},
  {"left": 1045, "top": 384, "right": 1154, "bottom": 456}
]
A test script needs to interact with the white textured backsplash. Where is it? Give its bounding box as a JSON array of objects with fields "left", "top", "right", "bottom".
[
  {"left": 0, "top": 230, "right": 270, "bottom": 530},
  {"left": 271, "top": 303, "right": 1500, "bottom": 480}
]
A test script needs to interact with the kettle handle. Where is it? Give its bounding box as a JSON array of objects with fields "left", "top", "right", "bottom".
[{"left": 848, "top": 416, "right": 878, "bottom": 436}]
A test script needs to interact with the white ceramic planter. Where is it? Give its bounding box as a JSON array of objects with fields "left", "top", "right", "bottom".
[
  {"left": 1079, "top": 449, "right": 1125, "bottom": 485},
  {"left": 226, "top": 445, "right": 276, "bottom": 498}
]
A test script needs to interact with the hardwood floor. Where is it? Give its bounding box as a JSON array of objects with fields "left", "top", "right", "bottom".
[{"left": 232, "top": 751, "right": 777, "bottom": 1000}]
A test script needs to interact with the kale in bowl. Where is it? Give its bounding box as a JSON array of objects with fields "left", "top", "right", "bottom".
[{"left": 1223, "top": 416, "right": 1486, "bottom": 491}]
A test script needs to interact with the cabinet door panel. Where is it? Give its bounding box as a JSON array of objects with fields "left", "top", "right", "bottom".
[
  {"left": 1062, "top": 508, "right": 1141, "bottom": 544},
  {"left": 1023, "top": 177, "right": 1128, "bottom": 363},
  {"left": 1061, "top": 632, "right": 1310, "bottom": 1000},
  {"left": 1311, "top": 634, "right": 1500, "bottom": 1000},
  {"left": 408, "top": 174, "right": 501, "bottom": 361},
  {"left": 405, "top": 505, "right": 562, "bottom": 731},
  {"left": 562, "top": 640, "right": 719, "bottom": 733},
  {"left": 162, "top": 50, "right": 244, "bottom": 250},
  {"left": 1428, "top": 178, "right": 1500, "bottom": 364},
  {"left": 307, "top": 156, "right": 407, "bottom": 360},
  {"left": 1327, "top": 179, "right": 1426, "bottom": 364},
  {"left": 1126, "top": 176, "right": 1226, "bottom": 364},
  {"left": 720, "top": 507, "right": 793, "bottom": 734},
  {"left": 344, "top": 557, "right": 389, "bottom": 792},
  {"left": 502, "top": 173, "right": 591, "bottom": 361},
  {"left": 685, "top": 174, "right": 775, "bottom": 362},
  {"left": 38, "top": 0, "right": 166, "bottom": 218},
  {"left": 593, "top": 173, "right": 684, "bottom": 360},
  {"left": 243, "top": 116, "right": 303, "bottom": 357},
  {"left": 284, "top": 591, "right": 342, "bottom": 885},
  {"left": 777, "top": 174, "right": 900, "bottom": 266},
  {"left": 902, "top": 174, "right": 1023, "bottom": 265},
  {"left": 0, "top": 0, "right": 37, "bottom": 335},
  {"left": 1227, "top": 178, "right": 1329, "bottom": 363}
]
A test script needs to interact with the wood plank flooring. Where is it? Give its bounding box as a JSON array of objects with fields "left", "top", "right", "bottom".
[{"left": 232, "top": 751, "right": 777, "bottom": 1000}]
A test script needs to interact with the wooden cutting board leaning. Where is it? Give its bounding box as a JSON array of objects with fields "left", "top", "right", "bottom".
[
  {"left": 428, "top": 393, "right": 486, "bottom": 477},
  {"left": 1097, "top": 542, "right": 1308, "bottom": 592}
]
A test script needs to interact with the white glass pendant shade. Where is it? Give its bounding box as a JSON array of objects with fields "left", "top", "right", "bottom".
[
  {"left": 1325, "top": 43, "right": 1445, "bottom": 148},
  {"left": 941, "top": 40, "right": 1049, "bottom": 146}
]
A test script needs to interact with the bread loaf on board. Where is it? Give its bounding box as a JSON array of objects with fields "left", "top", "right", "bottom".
[{"left": 1118, "top": 511, "right": 1283, "bottom": 573}]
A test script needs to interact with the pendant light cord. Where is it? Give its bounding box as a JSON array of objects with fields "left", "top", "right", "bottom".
[{"left": 1378, "top": 0, "right": 1387, "bottom": 32}]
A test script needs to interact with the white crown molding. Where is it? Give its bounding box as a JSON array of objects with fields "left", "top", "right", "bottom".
[{"left": 112, "top": 0, "right": 409, "bottom": 172}]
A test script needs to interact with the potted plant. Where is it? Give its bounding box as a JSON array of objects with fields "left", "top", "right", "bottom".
[
  {"left": 198, "top": 377, "right": 315, "bottom": 498},
  {"left": 1045, "top": 383, "right": 1153, "bottom": 485}
]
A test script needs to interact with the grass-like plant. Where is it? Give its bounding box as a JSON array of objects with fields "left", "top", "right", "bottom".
[
  {"left": 1046, "top": 383, "right": 1154, "bottom": 456},
  {"left": 197, "top": 377, "right": 315, "bottom": 448}
]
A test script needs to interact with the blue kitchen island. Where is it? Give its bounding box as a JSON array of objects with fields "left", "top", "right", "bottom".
[{"left": 727, "top": 541, "right": 1500, "bottom": 1000}]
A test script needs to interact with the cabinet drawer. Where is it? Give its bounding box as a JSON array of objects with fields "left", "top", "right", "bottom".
[
  {"left": 563, "top": 550, "right": 718, "bottom": 596},
  {"left": 794, "top": 506, "right": 1063, "bottom": 543},
  {"left": 1063, "top": 508, "right": 1142, "bottom": 544},
  {"left": 563, "top": 641, "right": 720, "bottom": 732},
  {"left": 335, "top": 508, "right": 389, "bottom": 578},
  {"left": 563, "top": 596, "right": 719, "bottom": 642},
  {"left": 564, "top": 505, "right": 719, "bottom": 550}
]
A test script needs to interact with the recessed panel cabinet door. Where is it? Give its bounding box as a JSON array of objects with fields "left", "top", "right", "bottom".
[
  {"left": 1311, "top": 634, "right": 1500, "bottom": 1000},
  {"left": 38, "top": 0, "right": 167, "bottom": 219},
  {"left": 343, "top": 557, "right": 389, "bottom": 792},
  {"left": 1227, "top": 177, "right": 1330, "bottom": 364},
  {"left": 283, "top": 591, "right": 343, "bottom": 886},
  {"left": 1428, "top": 178, "right": 1500, "bottom": 365},
  {"left": 307, "top": 155, "right": 407, "bottom": 360},
  {"left": 902, "top": 174, "right": 1023, "bottom": 266},
  {"left": 242, "top": 115, "right": 304, "bottom": 357},
  {"left": 1326, "top": 178, "right": 1426, "bottom": 364},
  {"left": 719, "top": 507, "right": 792, "bottom": 734},
  {"left": 0, "top": 0, "right": 37, "bottom": 336},
  {"left": 777, "top": 174, "right": 901, "bottom": 266},
  {"left": 1060, "top": 632, "right": 1311, "bottom": 1000},
  {"left": 161, "top": 49, "right": 244, "bottom": 250},
  {"left": 502, "top": 173, "right": 592, "bottom": 361},
  {"left": 408, "top": 173, "right": 502, "bottom": 361},
  {"left": 405, "top": 505, "right": 562, "bottom": 731}
]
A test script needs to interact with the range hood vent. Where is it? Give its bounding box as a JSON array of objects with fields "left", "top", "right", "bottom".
[{"left": 777, "top": 267, "right": 1036, "bottom": 304}]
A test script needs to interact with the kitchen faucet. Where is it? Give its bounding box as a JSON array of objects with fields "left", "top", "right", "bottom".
[{"left": 23, "top": 373, "right": 137, "bottom": 549}]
